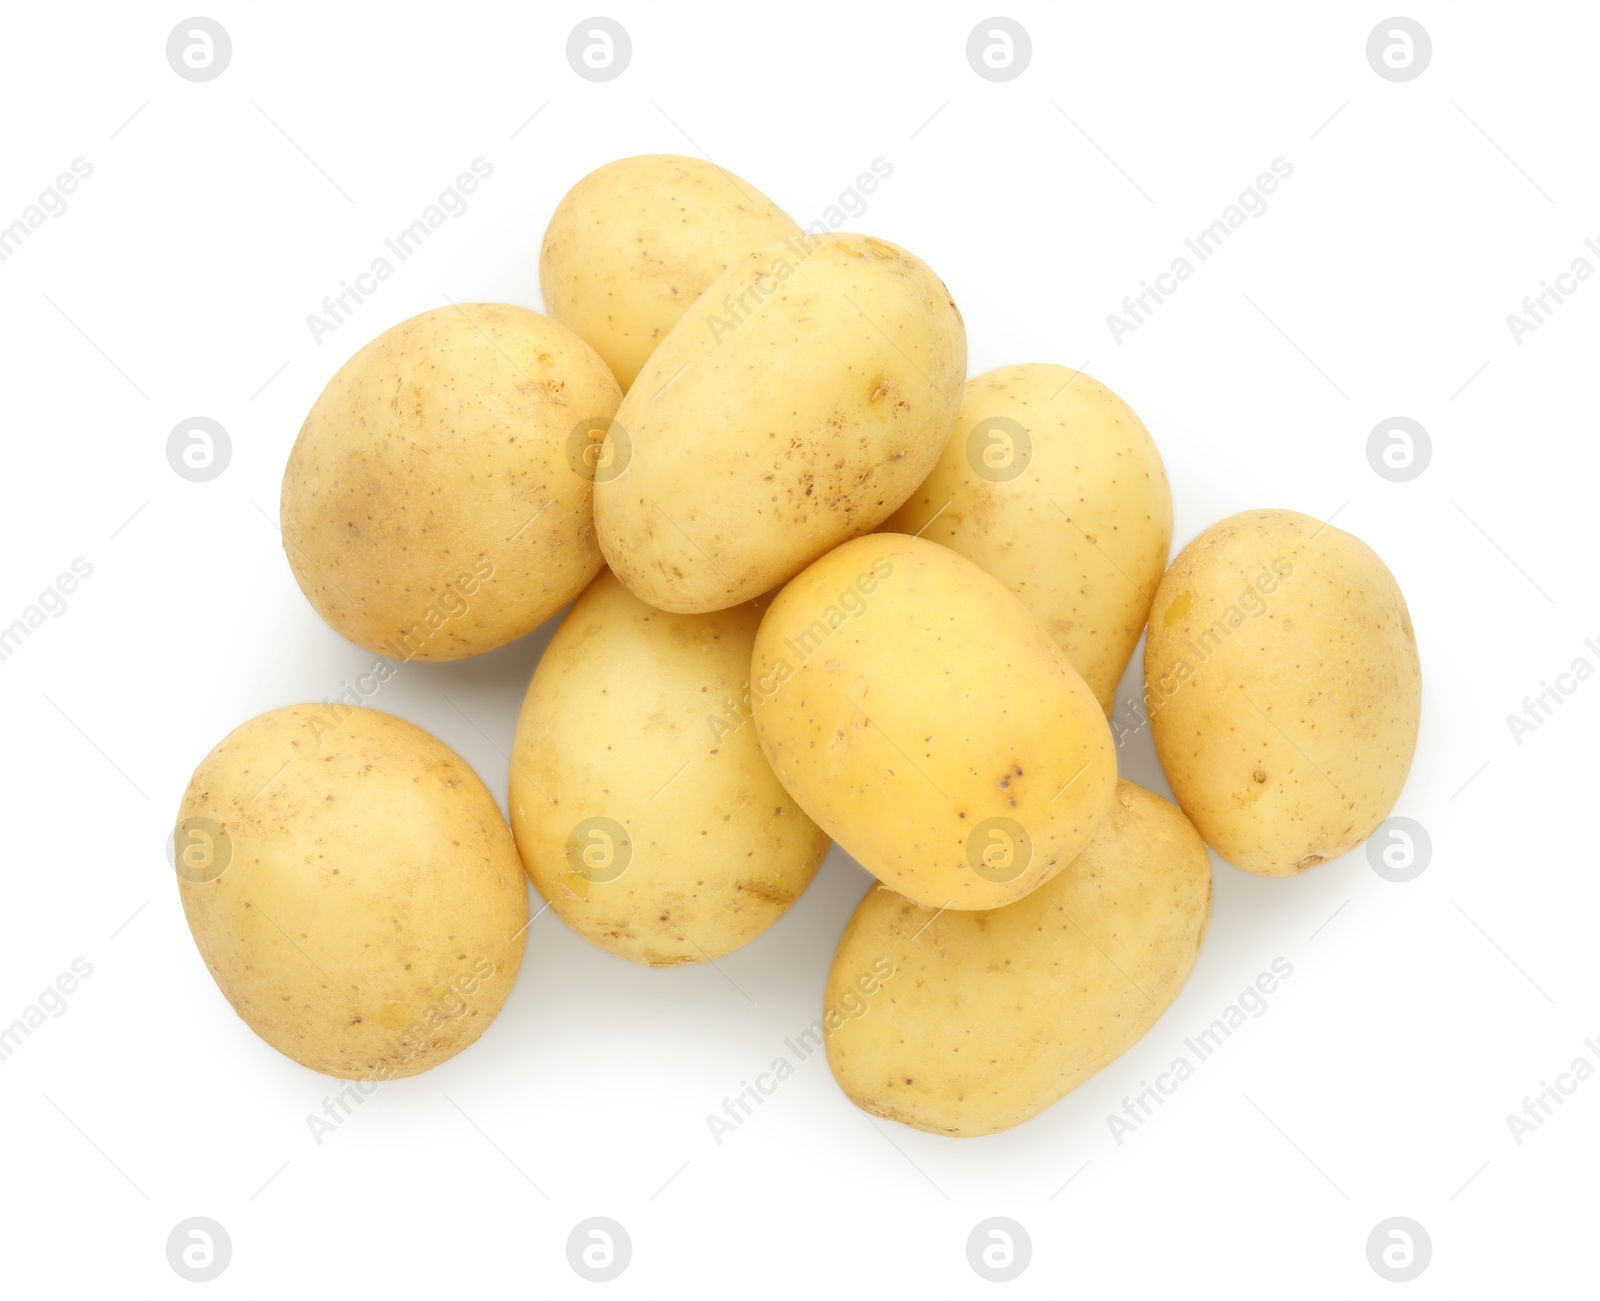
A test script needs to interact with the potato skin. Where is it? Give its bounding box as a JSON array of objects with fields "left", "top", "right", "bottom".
[
  {"left": 540, "top": 155, "right": 801, "bottom": 391},
  {"left": 825, "top": 781, "right": 1210, "bottom": 1137},
  {"left": 175, "top": 705, "right": 528, "bottom": 1080},
  {"left": 281, "top": 304, "right": 621, "bottom": 660},
  {"left": 884, "top": 364, "right": 1171, "bottom": 714},
  {"left": 1144, "top": 508, "right": 1421, "bottom": 875},
  {"left": 508, "top": 570, "right": 828, "bottom": 964},
  {"left": 751, "top": 533, "right": 1116, "bottom": 911},
  {"left": 595, "top": 233, "right": 967, "bottom": 613}
]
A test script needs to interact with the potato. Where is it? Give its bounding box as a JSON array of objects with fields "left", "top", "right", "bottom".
[
  {"left": 751, "top": 533, "right": 1116, "bottom": 911},
  {"left": 884, "top": 364, "right": 1171, "bottom": 714},
  {"left": 540, "top": 155, "right": 801, "bottom": 391},
  {"left": 281, "top": 303, "right": 621, "bottom": 660},
  {"left": 824, "top": 781, "right": 1210, "bottom": 1136},
  {"left": 595, "top": 233, "right": 967, "bottom": 613},
  {"left": 1144, "top": 508, "right": 1421, "bottom": 875},
  {"left": 175, "top": 705, "right": 528, "bottom": 1079},
  {"left": 508, "top": 570, "right": 828, "bottom": 964}
]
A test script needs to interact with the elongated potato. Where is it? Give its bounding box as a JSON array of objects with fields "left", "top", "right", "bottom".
[
  {"left": 884, "top": 364, "right": 1171, "bottom": 714},
  {"left": 509, "top": 570, "right": 829, "bottom": 964},
  {"left": 825, "top": 781, "right": 1210, "bottom": 1136},
  {"left": 1144, "top": 508, "right": 1421, "bottom": 875},
  {"left": 175, "top": 705, "right": 528, "bottom": 1080},
  {"left": 540, "top": 155, "right": 801, "bottom": 391},
  {"left": 595, "top": 233, "right": 967, "bottom": 613},
  {"left": 281, "top": 304, "right": 621, "bottom": 660},
  {"left": 751, "top": 533, "right": 1116, "bottom": 911}
]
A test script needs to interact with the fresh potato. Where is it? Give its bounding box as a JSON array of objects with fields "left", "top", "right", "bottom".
[
  {"left": 825, "top": 781, "right": 1210, "bottom": 1136},
  {"left": 1144, "top": 508, "right": 1421, "bottom": 875},
  {"left": 508, "top": 570, "right": 828, "bottom": 964},
  {"left": 884, "top": 364, "right": 1171, "bottom": 714},
  {"left": 175, "top": 705, "right": 528, "bottom": 1079},
  {"left": 595, "top": 233, "right": 967, "bottom": 613},
  {"left": 281, "top": 304, "right": 621, "bottom": 660},
  {"left": 540, "top": 155, "right": 801, "bottom": 391},
  {"left": 751, "top": 533, "right": 1116, "bottom": 911}
]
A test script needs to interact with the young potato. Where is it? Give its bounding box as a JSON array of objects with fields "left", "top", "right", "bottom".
[
  {"left": 751, "top": 533, "right": 1116, "bottom": 911},
  {"left": 281, "top": 304, "right": 621, "bottom": 661},
  {"left": 509, "top": 569, "right": 828, "bottom": 965},
  {"left": 825, "top": 781, "right": 1211, "bottom": 1137},
  {"left": 883, "top": 364, "right": 1171, "bottom": 715},
  {"left": 1144, "top": 508, "right": 1421, "bottom": 875},
  {"left": 175, "top": 705, "right": 528, "bottom": 1080},
  {"left": 595, "top": 233, "right": 967, "bottom": 613},
  {"left": 540, "top": 154, "right": 801, "bottom": 391}
]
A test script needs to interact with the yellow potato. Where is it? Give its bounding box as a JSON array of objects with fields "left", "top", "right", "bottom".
[
  {"left": 884, "top": 364, "right": 1171, "bottom": 714},
  {"left": 824, "top": 781, "right": 1211, "bottom": 1136},
  {"left": 1143, "top": 508, "right": 1422, "bottom": 874},
  {"left": 751, "top": 533, "right": 1116, "bottom": 911},
  {"left": 509, "top": 570, "right": 828, "bottom": 964},
  {"left": 595, "top": 233, "right": 967, "bottom": 613},
  {"left": 540, "top": 154, "right": 801, "bottom": 391},
  {"left": 281, "top": 303, "right": 621, "bottom": 660},
  {"left": 175, "top": 705, "right": 528, "bottom": 1080}
]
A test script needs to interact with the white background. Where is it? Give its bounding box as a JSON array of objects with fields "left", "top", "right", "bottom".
[{"left": 1, "top": 2, "right": 1594, "bottom": 1295}]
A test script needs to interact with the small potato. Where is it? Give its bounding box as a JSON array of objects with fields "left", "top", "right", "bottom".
[
  {"left": 175, "top": 705, "right": 528, "bottom": 1079},
  {"left": 884, "top": 364, "right": 1171, "bottom": 714},
  {"left": 1144, "top": 508, "right": 1422, "bottom": 875},
  {"left": 281, "top": 304, "right": 621, "bottom": 660},
  {"left": 509, "top": 570, "right": 828, "bottom": 964},
  {"left": 751, "top": 533, "right": 1116, "bottom": 911},
  {"left": 595, "top": 233, "right": 967, "bottom": 613},
  {"left": 825, "top": 781, "right": 1211, "bottom": 1137},
  {"left": 540, "top": 155, "right": 801, "bottom": 391}
]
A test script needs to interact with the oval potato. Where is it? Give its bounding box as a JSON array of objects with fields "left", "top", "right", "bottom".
[
  {"left": 281, "top": 304, "right": 621, "bottom": 660},
  {"left": 751, "top": 533, "right": 1116, "bottom": 911},
  {"left": 540, "top": 154, "right": 801, "bottom": 391},
  {"left": 509, "top": 570, "right": 829, "bottom": 964},
  {"left": 824, "top": 781, "right": 1210, "bottom": 1136},
  {"left": 595, "top": 233, "right": 967, "bottom": 613},
  {"left": 1144, "top": 508, "right": 1421, "bottom": 874},
  {"left": 175, "top": 705, "right": 528, "bottom": 1079},
  {"left": 884, "top": 364, "right": 1171, "bottom": 714}
]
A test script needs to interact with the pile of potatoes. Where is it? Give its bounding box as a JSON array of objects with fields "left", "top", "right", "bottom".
[{"left": 175, "top": 155, "right": 1422, "bottom": 1136}]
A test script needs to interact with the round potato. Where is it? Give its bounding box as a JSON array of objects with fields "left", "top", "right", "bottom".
[
  {"left": 1144, "top": 508, "right": 1421, "bottom": 875},
  {"left": 595, "top": 233, "right": 967, "bottom": 613},
  {"left": 509, "top": 570, "right": 829, "bottom": 964},
  {"left": 175, "top": 705, "right": 529, "bottom": 1079},
  {"left": 540, "top": 154, "right": 801, "bottom": 391},
  {"left": 824, "top": 781, "right": 1210, "bottom": 1137},
  {"left": 751, "top": 533, "right": 1116, "bottom": 911},
  {"left": 884, "top": 364, "right": 1171, "bottom": 714},
  {"left": 281, "top": 303, "right": 621, "bottom": 660}
]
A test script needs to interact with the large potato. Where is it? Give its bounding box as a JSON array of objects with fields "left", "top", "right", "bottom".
[
  {"left": 884, "top": 364, "right": 1171, "bottom": 714},
  {"left": 175, "top": 705, "right": 528, "bottom": 1079},
  {"left": 595, "top": 233, "right": 967, "bottom": 613},
  {"left": 824, "top": 781, "right": 1210, "bottom": 1136},
  {"left": 508, "top": 570, "right": 828, "bottom": 964},
  {"left": 281, "top": 304, "right": 621, "bottom": 660},
  {"left": 1144, "top": 508, "right": 1421, "bottom": 875},
  {"left": 751, "top": 533, "right": 1116, "bottom": 911},
  {"left": 540, "top": 155, "right": 801, "bottom": 391}
]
